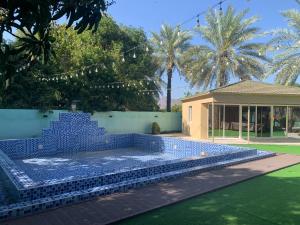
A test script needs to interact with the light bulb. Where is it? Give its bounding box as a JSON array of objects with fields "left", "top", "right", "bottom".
[{"left": 133, "top": 53, "right": 136, "bottom": 59}]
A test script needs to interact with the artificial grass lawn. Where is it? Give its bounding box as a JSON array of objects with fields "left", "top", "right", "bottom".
[
  {"left": 210, "top": 129, "right": 286, "bottom": 138},
  {"left": 116, "top": 145, "right": 300, "bottom": 225},
  {"left": 238, "top": 144, "right": 300, "bottom": 155}
]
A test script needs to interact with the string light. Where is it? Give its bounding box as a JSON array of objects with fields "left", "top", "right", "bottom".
[
  {"left": 12, "top": 0, "right": 232, "bottom": 90},
  {"left": 219, "top": 0, "right": 223, "bottom": 16},
  {"left": 133, "top": 52, "right": 137, "bottom": 59},
  {"left": 196, "top": 15, "right": 200, "bottom": 27}
]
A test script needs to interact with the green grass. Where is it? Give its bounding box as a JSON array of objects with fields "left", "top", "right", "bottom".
[
  {"left": 116, "top": 145, "right": 300, "bottom": 225},
  {"left": 237, "top": 144, "right": 300, "bottom": 155},
  {"left": 209, "top": 129, "right": 286, "bottom": 138}
]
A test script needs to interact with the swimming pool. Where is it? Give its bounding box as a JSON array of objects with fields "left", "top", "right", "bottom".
[{"left": 0, "top": 113, "right": 274, "bottom": 220}]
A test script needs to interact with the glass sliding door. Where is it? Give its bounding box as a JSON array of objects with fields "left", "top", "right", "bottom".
[
  {"left": 214, "top": 105, "right": 224, "bottom": 137},
  {"left": 224, "top": 105, "right": 239, "bottom": 138},
  {"left": 257, "top": 106, "right": 271, "bottom": 137},
  {"left": 242, "top": 106, "right": 256, "bottom": 139},
  {"left": 208, "top": 104, "right": 212, "bottom": 137},
  {"left": 273, "top": 106, "right": 287, "bottom": 137},
  {"left": 288, "top": 107, "right": 300, "bottom": 136},
  {"left": 208, "top": 104, "right": 224, "bottom": 138}
]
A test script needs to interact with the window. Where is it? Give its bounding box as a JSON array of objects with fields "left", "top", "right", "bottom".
[{"left": 188, "top": 106, "right": 192, "bottom": 123}]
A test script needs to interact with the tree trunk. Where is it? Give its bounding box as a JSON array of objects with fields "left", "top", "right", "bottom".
[{"left": 166, "top": 68, "right": 172, "bottom": 112}]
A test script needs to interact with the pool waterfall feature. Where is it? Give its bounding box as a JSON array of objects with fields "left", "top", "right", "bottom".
[{"left": 0, "top": 113, "right": 275, "bottom": 221}]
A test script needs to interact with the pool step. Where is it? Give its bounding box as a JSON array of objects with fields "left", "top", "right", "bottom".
[{"left": 0, "top": 151, "right": 274, "bottom": 220}]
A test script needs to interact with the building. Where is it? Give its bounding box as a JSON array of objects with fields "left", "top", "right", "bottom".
[{"left": 182, "top": 80, "right": 300, "bottom": 141}]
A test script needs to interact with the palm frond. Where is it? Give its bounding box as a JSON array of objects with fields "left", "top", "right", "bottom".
[
  {"left": 268, "top": 4, "right": 300, "bottom": 85},
  {"left": 182, "top": 6, "right": 269, "bottom": 88}
]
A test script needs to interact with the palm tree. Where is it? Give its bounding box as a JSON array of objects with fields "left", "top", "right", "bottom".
[
  {"left": 268, "top": 0, "right": 300, "bottom": 85},
  {"left": 183, "top": 6, "right": 269, "bottom": 89},
  {"left": 151, "top": 24, "right": 192, "bottom": 112}
]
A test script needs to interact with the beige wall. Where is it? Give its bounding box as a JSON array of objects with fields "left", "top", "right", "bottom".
[{"left": 182, "top": 98, "right": 211, "bottom": 139}]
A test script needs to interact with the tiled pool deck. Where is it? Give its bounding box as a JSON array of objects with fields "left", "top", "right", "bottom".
[{"left": 3, "top": 153, "right": 300, "bottom": 225}]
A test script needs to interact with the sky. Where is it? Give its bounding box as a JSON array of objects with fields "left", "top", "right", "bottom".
[{"left": 107, "top": 0, "right": 299, "bottom": 99}]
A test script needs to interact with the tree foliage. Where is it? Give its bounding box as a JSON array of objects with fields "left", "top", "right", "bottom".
[
  {"left": 268, "top": 0, "right": 300, "bottom": 85},
  {"left": 0, "top": 17, "right": 161, "bottom": 112},
  {"left": 0, "top": 0, "right": 113, "bottom": 63},
  {"left": 151, "top": 24, "right": 192, "bottom": 112},
  {"left": 182, "top": 6, "right": 269, "bottom": 89}
]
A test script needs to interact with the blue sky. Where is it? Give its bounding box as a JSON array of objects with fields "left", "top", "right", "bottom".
[{"left": 108, "top": 0, "right": 299, "bottom": 99}]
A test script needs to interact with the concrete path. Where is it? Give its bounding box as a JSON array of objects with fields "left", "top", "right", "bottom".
[{"left": 4, "top": 154, "right": 300, "bottom": 225}]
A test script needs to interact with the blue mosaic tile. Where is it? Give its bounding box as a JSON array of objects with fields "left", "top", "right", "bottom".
[{"left": 0, "top": 112, "right": 275, "bottom": 221}]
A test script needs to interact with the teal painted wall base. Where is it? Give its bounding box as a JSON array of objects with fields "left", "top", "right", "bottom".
[{"left": 0, "top": 109, "right": 182, "bottom": 140}]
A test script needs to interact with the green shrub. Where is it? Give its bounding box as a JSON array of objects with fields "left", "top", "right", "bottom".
[{"left": 152, "top": 122, "right": 161, "bottom": 134}]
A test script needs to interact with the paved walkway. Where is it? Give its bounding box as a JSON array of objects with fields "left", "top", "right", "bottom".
[{"left": 4, "top": 154, "right": 300, "bottom": 225}]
